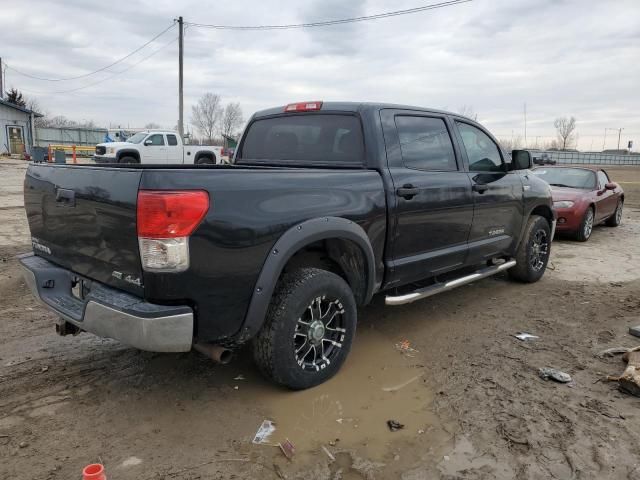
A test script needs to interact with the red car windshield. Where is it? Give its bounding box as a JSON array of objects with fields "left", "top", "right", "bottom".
[{"left": 532, "top": 168, "right": 596, "bottom": 189}]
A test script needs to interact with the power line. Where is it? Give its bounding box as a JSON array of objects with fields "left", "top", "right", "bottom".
[
  {"left": 185, "top": 0, "right": 472, "bottom": 30},
  {"left": 5, "top": 22, "right": 176, "bottom": 82},
  {"left": 15, "top": 36, "right": 178, "bottom": 95}
]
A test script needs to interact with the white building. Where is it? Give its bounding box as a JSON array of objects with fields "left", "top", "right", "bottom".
[{"left": 0, "top": 98, "right": 41, "bottom": 156}]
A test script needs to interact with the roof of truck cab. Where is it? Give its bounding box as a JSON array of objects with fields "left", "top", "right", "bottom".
[{"left": 253, "top": 102, "right": 467, "bottom": 119}]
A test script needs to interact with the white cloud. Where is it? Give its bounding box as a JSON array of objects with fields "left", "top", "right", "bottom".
[{"left": 1, "top": 0, "right": 639, "bottom": 149}]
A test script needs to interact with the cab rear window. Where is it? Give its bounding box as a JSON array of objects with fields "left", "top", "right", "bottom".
[{"left": 238, "top": 114, "right": 364, "bottom": 166}]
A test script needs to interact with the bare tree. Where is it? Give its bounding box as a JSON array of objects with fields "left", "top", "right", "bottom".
[
  {"left": 220, "top": 103, "right": 243, "bottom": 140},
  {"left": 190, "top": 93, "right": 222, "bottom": 143},
  {"left": 457, "top": 105, "right": 478, "bottom": 121},
  {"left": 498, "top": 136, "right": 523, "bottom": 151},
  {"left": 554, "top": 116, "right": 577, "bottom": 150},
  {"left": 145, "top": 122, "right": 161, "bottom": 130}
]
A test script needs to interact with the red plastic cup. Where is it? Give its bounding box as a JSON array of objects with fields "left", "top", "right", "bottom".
[{"left": 82, "top": 463, "right": 106, "bottom": 480}]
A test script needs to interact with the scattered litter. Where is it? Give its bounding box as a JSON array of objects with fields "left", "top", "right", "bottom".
[
  {"left": 233, "top": 386, "right": 239, "bottom": 390},
  {"left": 596, "top": 347, "right": 633, "bottom": 358},
  {"left": 233, "top": 375, "right": 245, "bottom": 381},
  {"left": 252, "top": 420, "right": 276, "bottom": 445},
  {"left": 40, "top": 366, "right": 49, "bottom": 373},
  {"left": 606, "top": 347, "right": 640, "bottom": 397},
  {"left": 443, "top": 455, "right": 450, "bottom": 461},
  {"left": 514, "top": 333, "right": 539, "bottom": 341},
  {"left": 417, "top": 429, "right": 425, "bottom": 435},
  {"left": 387, "top": 420, "right": 405, "bottom": 432},
  {"left": 336, "top": 418, "right": 353, "bottom": 424},
  {"left": 321, "top": 445, "right": 335, "bottom": 462},
  {"left": 629, "top": 326, "right": 640, "bottom": 338},
  {"left": 278, "top": 438, "right": 295, "bottom": 460},
  {"left": 18, "top": 441, "right": 29, "bottom": 448},
  {"left": 395, "top": 340, "right": 419, "bottom": 357},
  {"left": 121, "top": 456, "right": 142, "bottom": 468},
  {"left": 328, "top": 438, "right": 339, "bottom": 446},
  {"left": 539, "top": 367, "right": 572, "bottom": 383},
  {"left": 382, "top": 373, "right": 424, "bottom": 392}
]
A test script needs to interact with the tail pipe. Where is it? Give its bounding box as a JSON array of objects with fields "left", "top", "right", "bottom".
[{"left": 193, "top": 343, "right": 233, "bottom": 364}]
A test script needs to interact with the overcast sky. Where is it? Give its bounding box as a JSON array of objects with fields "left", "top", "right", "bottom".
[{"left": 2, "top": 0, "right": 639, "bottom": 150}]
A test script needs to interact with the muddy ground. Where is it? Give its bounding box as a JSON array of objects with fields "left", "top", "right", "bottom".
[{"left": 1, "top": 160, "right": 639, "bottom": 480}]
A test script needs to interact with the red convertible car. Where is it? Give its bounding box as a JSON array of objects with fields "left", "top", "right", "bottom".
[{"left": 531, "top": 166, "right": 624, "bottom": 241}]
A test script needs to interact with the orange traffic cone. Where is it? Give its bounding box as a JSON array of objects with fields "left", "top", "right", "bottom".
[{"left": 82, "top": 463, "right": 106, "bottom": 480}]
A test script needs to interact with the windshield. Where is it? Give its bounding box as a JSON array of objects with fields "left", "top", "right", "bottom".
[
  {"left": 532, "top": 167, "right": 596, "bottom": 189},
  {"left": 126, "top": 132, "right": 147, "bottom": 144},
  {"left": 238, "top": 114, "right": 364, "bottom": 165}
]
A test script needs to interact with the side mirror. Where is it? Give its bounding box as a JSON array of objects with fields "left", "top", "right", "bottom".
[
  {"left": 511, "top": 150, "right": 532, "bottom": 170},
  {"left": 605, "top": 182, "right": 616, "bottom": 190},
  {"left": 144, "top": 139, "right": 152, "bottom": 146}
]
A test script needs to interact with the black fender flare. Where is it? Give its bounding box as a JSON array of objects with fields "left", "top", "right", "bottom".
[
  {"left": 194, "top": 151, "right": 217, "bottom": 164},
  {"left": 115, "top": 149, "right": 140, "bottom": 162},
  {"left": 236, "top": 216, "right": 376, "bottom": 343}
]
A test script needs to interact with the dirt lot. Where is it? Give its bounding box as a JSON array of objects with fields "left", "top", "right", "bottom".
[{"left": 1, "top": 160, "right": 639, "bottom": 479}]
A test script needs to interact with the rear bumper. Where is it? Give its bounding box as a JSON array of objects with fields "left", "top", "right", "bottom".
[{"left": 19, "top": 253, "right": 194, "bottom": 352}]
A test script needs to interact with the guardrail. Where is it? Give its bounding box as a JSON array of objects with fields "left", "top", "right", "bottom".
[
  {"left": 545, "top": 151, "right": 640, "bottom": 166},
  {"left": 48, "top": 144, "right": 94, "bottom": 164}
]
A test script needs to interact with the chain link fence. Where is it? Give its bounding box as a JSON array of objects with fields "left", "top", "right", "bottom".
[{"left": 544, "top": 151, "right": 640, "bottom": 166}]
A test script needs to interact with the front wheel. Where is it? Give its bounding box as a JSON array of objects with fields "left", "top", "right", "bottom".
[
  {"left": 509, "top": 215, "right": 551, "bottom": 283},
  {"left": 605, "top": 199, "right": 623, "bottom": 227},
  {"left": 252, "top": 268, "right": 357, "bottom": 390},
  {"left": 575, "top": 207, "right": 594, "bottom": 242}
]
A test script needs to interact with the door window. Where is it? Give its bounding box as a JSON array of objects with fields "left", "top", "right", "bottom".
[
  {"left": 395, "top": 116, "right": 457, "bottom": 171},
  {"left": 167, "top": 134, "right": 178, "bottom": 146},
  {"left": 456, "top": 123, "right": 503, "bottom": 172},
  {"left": 597, "top": 171, "right": 608, "bottom": 189},
  {"left": 146, "top": 134, "right": 165, "bottom": 146}
]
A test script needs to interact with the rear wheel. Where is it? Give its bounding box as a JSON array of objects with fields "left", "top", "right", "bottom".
[
  {"left": 575, "top": 207, "right": 594, "bottom": 241},
  {"left": 605, "top": 199, "right": 623, "bottom": 227},
  {"left": 196, "top": 155, "right": 215, "bottom": 165},
  {"left": 252, "top": 268, "right": 356, "bottom": 390},
  {"left": 509, "top": 215, "right": 551, "bottom": 283}
]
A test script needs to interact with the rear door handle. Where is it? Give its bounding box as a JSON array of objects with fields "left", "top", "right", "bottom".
[
  {"left": 396, "top": 184, "right": 419, "bottom": 199},
  {"left": 472, "top": 184, "right": 489, "bottom": 194}
]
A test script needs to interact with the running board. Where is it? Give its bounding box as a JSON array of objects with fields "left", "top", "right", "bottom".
[{"left": 385, "top": 259, "right": 517, "bottom": 306}]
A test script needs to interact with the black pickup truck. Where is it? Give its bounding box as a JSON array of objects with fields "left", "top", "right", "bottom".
[{"left": 20, "top": 101, "right": 555, "bottom": 389}]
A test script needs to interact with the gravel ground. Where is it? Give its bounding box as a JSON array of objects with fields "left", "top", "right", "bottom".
[{"left": 1, "top": 159, "right": 639, "bottom": 479}]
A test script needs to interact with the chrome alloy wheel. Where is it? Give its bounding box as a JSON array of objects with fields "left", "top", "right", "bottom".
[
  {"left": 294, "top": 296, "right": 346, "bottom": 372},
  {"left": 583, "top": 208, "right": 594, "bottom": 238},
  {"left": 530, "top": 229, "right": 549, "bottom": 272},
  {"left": 615, "top": 201, "right": 623, "bottom": 224}
]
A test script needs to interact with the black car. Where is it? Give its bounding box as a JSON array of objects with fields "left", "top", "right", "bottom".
[{"left": 20, "top": 101, "right": 555, "bottom": 389}]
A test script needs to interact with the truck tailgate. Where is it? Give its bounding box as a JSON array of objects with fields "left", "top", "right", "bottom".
[{"left": 24, "top": 164, "right": 144, "bottom": 296}]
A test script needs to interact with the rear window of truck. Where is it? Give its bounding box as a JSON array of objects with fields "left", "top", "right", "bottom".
[{"left": 238, "top": 114, "right": 364, "bottom": 166}]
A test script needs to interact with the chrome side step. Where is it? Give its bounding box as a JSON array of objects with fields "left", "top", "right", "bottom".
[{"left": 385, "top": 259, "right": 517, "bottom": 306}]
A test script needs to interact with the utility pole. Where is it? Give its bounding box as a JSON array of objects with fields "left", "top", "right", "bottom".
[
  {"left": 0, "top": 57, "right": 4, "bottom": 99},
  {"left": 617, "top": 128, "right": 623, "bottom": 150},
  {"left": 177, "top": 16, "right": 184, "bottom": 140},
  {"left": 523, "top": 103, "right": 527, "bottom": 148}
]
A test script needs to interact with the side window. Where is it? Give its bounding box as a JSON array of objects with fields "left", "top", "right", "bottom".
[
  {"left": 146, "top": 134, "right": 165, "bottom": 146},
  {"left": 395, "top": 116, "right": 457, "bottom": 171},
  {"left": 167, "top": 134, "right": 178, "bottom": 146},
  {"left": 597, "top": 171, "right": 608, "bottom": 188},
  {"left": 456, "top": 122, "right": 503, "bottom": 172}
]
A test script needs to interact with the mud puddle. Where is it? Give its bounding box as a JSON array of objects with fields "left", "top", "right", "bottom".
[{"left": 226, "top": 327, "right": 450, "bottom": 463}]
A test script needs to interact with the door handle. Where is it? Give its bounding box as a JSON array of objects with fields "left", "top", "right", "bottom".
[
  {"left": 472, "top": 183, "right": 489, "bottom": 194},
  {"left": 397, "top": 184, "right": 419, "bottom": 199}
]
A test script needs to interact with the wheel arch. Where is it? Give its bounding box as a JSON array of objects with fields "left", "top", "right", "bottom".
[
  {"left": 115, "top": 149, "right": 140, "bottom": 162},
  {"left": 194, "top": 151, "right": 217, "bottom": 164},
  {"left": 237, "top": 217, "right": 376, "bottom": 343}
]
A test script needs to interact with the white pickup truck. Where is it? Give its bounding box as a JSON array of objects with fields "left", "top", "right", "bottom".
[{"left": 94, "top": 130, "right": 224, "bottom": 164}]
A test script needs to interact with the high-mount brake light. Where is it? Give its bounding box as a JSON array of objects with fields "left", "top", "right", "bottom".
[
  {"left": 284, "top": 101, "right": 323, "bottom": 112},
  {"left": 137, "top": 190, "right": 210, "bottom": 272}
]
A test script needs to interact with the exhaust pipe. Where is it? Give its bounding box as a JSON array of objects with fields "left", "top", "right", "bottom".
[{"left": 193, "top": 343, "right": 233, "bottom": 364}]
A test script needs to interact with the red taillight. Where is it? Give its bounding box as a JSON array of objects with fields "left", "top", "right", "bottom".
[
  {"left": 137, "top": 190, "right": 210, "bottom": 238},
  {"left": 284, "top": 101, "right": 323, "bottom": 112}
]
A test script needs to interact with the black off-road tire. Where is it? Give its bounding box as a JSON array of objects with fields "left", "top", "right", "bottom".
[
  {"left": 508, "top": 215, "right": 551, "bottom": 283},
  {"left": 119, "top": 155, "right": 139, "bottom": 164},
  {"left": 252, "top": 268, "right": 357, "bottom": 390},
  {"left": 575, "top": 206, "right": 595, "bottom": 242},
  {"left": 605, "top": 199, "right": 623, "bottom": 227}
]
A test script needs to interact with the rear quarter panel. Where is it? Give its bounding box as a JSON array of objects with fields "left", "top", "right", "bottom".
[{"left": 139, "top": 168, "right": 386, "bottom": 342}]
